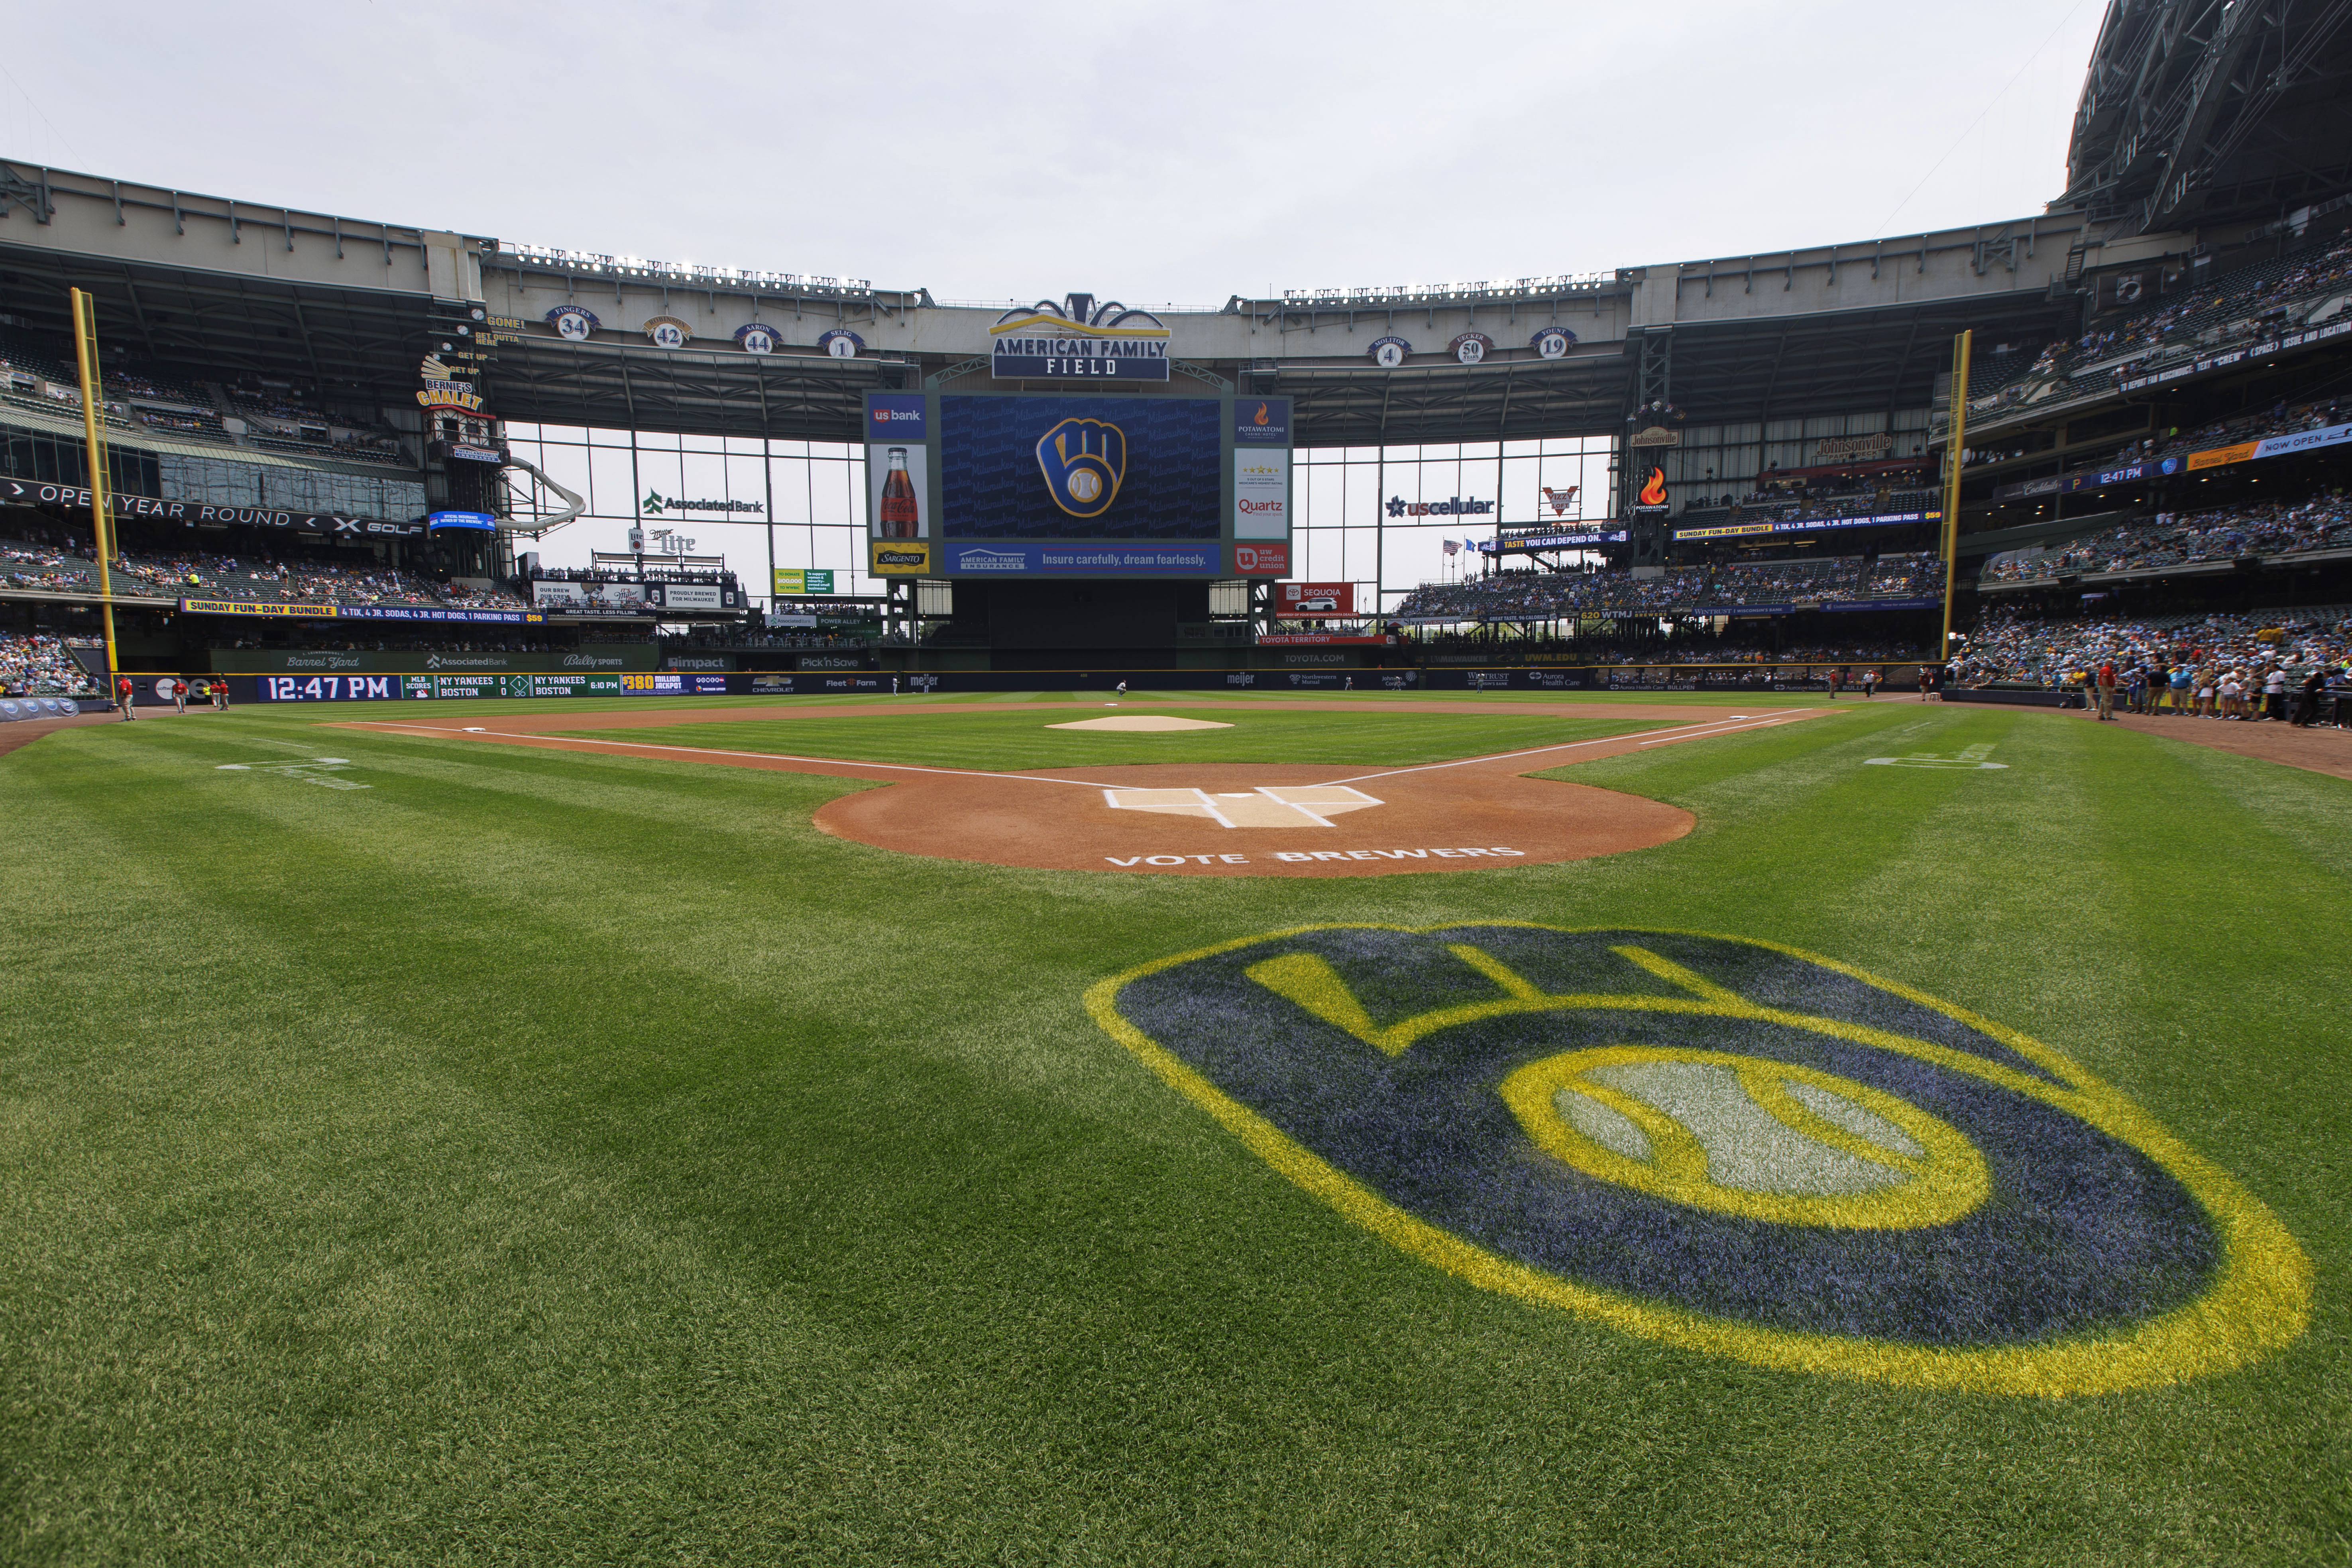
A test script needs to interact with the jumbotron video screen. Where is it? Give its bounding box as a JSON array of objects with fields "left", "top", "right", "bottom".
[{"left": 863, "top": 391, "right": 1291, "bottom": 579}]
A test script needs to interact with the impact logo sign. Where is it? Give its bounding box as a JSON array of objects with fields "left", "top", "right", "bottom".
[
  {"left": 1037, "top": 417, "right": 1126, "bottom": 519},
  {"left": 1090, "top": 924, "right": 2308, "bottom": 1394}
]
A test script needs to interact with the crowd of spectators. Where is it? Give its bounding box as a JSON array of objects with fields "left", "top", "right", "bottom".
[
  {"left": 1396, "top": 552, "right": 1944, "bottom": 621},
  {"left": 1413, "top": 632, "right": 1929, "bottom": 667},
  {"left": 1976, "top": 231, "right": 2352, "bottom": 411},
  {"left": 1677, "top": 477, "right": 1936, "bottom": 525},
  {"left": 1, "top": 337, "right": 410, "bottom": 467},
  {"left": 0, "top": 534, "right": 534, "bottom": 610},
  {"left": 1954, "top": 606, "right": 2352, "bottom": 715},
  {"left": 1984, "top": 490, "right": 2352, "bottom": 583},
  {"left": 3, "top": 541, "right": 95, "bottom": 593},
  {"left": 1970, "top": 398, "right": 2347, "bottom": 473},
  {"left": 0, "top": 632, "right": 100, "bottom": 696}
]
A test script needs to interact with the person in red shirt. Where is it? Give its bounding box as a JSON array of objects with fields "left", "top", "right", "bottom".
[
  {"left": 115, "top": 676, "right": 136, "bottom": 721},
  {"left": 2095, "top": 661, "right": 2118, "bottom": 721}
]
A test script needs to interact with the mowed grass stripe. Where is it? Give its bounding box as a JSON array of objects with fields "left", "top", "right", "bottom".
[
  {"left": 547, "top": 708, "right": 1667, "bottom": 771},
  {"left": 2, "top": 704, "right": 2346, "bottom": 1562}
]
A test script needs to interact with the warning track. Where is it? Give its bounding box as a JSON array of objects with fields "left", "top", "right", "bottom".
[{"left": 339, "top": 700, "right": 1823, "bottom": 877}]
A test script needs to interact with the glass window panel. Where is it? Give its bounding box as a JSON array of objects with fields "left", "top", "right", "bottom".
[
  {"left": 810, "top": 456, "right": 856, "bottom": 530},
  {"left": 588, "top": 446, "right": 636, "bottom": 519}
]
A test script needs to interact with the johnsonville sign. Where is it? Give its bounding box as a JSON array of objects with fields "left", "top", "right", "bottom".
[{"left": 0, "top": 476, "right": 423, "bottom": 537}]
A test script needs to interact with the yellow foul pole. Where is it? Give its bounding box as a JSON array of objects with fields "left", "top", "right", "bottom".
[
  {"left": 69, "top": 287, "right": 122, "bottom": 693},
  {"left": 1938, "top": 329, "right": 1973, "bottom": 666}
]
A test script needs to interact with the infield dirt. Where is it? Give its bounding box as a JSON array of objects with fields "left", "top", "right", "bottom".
[{"left": 340, "top": 701, "right": 1816, "bottom": 876}]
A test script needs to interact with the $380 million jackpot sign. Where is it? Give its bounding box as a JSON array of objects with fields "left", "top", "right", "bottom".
[{"left": 1089, "top": 924, "right": 2309, "bottom": 1394}]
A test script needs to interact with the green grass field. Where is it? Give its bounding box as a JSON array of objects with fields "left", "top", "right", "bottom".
[
  {"left": 2, "top": 694, "right": 2344, "bottom": 1564},
  {"left": 546, "top": 706, "right": 1670, "bottom": 770}
]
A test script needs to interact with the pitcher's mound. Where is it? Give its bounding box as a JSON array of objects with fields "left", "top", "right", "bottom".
[{"left": 1047, "top": 715, "right": 1234, "bottom": 732}]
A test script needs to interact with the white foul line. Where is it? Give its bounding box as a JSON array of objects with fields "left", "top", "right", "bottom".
[
  {"left": 347, "top": 707, "right": 1824, "bottom": 791},
  {"left": 342, "top": 721, "right": 1117, "bottom": 788},
  {"left": 1323, "top": 711, "right": 1821, "bottom": 784}
]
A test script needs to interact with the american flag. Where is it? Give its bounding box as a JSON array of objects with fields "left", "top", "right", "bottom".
[{"left": 1442, "top": 540, "right": 1460, "bottom": 556}]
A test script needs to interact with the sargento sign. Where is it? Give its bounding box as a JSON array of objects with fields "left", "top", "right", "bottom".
[
  {"left": 990, "top": 295, "right": 1171, "bottom": 380},
  {"left": 3, "top": 476, "right": 422, "bottom": 537}
]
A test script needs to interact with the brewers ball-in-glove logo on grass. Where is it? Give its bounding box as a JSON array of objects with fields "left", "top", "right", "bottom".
[
  {"left": 1037, "top": 417, "right": 1126, "bottom": 519},
  {"left": 1089, "top": 925, "right": 2309, "bottom": 1395}
]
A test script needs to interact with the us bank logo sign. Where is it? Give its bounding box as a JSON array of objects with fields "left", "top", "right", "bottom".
[
  {"left": 866, "top": 392, "right": 927, "bottom": 439},
  {"left": 1090, "top": 924, "right": 2308, "bottom": 1394},
  {"left": 991, "top": 294, "right": 1171, "bottom": 380}
]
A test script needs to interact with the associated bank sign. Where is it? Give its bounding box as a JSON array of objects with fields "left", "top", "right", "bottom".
[
  {"left": 991, "top": 293, "right": 1171, "bottom": 380},
  {"left": 640, "top": 491, "right": 763, "bottom": 516}
]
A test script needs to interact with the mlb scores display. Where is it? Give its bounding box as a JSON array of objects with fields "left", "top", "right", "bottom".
[{"left": 863, "top": 392, "right": 1291, "bottom": 579}]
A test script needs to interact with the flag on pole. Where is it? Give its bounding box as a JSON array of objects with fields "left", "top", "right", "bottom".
[{"left": 1442, "top": 539, "right": 1460, "bottom": 557}]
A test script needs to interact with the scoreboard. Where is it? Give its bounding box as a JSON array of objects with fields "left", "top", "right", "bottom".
[{"left": 863, "top": 391, "right": 1291, "bottom": 580}]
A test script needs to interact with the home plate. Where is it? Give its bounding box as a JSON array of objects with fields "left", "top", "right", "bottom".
[
  {"left": 1106, "top": 784, "right": 1380, "bottom": 827},
  {"left": 1049, "top": 715, "right": 1234, "bottom": 732}
]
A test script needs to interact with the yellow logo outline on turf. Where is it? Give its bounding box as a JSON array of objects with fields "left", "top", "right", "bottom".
[{"left": 1085, "top": 923, "right": 2312, "bottom": 1397}]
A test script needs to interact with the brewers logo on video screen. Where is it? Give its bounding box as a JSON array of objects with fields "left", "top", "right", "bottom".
[
  {"left": 1037, "top": 418, "right": 1127, "bottom": 520},
  {"left": 1090, "top": 924, "right": 2310, "bottom": 1395}
]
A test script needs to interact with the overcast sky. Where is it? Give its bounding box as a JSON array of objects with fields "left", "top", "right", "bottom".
[{"left": 8, "top": 0, "right": 2107, "bottom": 305}]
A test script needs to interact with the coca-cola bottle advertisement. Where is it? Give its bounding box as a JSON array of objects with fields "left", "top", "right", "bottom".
[{"left": 868, "top": 444, "right": 928, "bottom": 539}]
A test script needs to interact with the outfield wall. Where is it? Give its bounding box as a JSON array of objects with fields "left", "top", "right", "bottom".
[{"left": 213, "top": 663, "right": 1933, "bottom": 704}]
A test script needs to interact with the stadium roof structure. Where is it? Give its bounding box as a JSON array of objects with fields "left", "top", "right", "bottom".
[
  {"left": 0, "top": 162, "right": 2142, "bottom": 449},
  {"left": 2057, "top": 0, "right": 2352, "bottom": 236}
]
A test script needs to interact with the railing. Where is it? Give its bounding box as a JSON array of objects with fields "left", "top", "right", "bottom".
[
  {"left": 1274, "top": 275, "right": 1618, "bottom": 307},
  {"left": 495, "top": 242, "right": 876, "bottom": 296}
]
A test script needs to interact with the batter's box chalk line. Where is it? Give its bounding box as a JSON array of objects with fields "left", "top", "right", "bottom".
[{"left": 1103, "top": 784, "right": 1382, "bottom": 829}]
